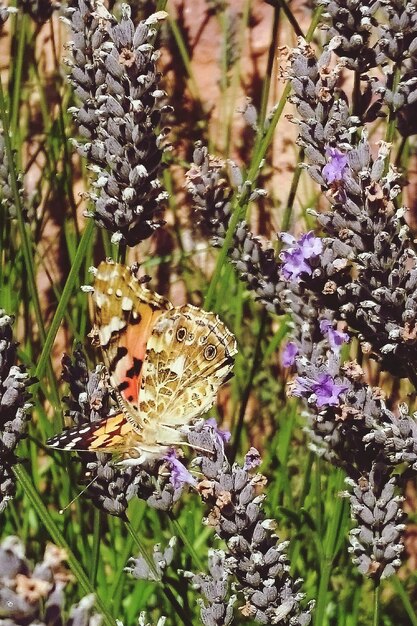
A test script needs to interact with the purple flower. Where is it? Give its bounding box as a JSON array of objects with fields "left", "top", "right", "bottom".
[
  {"left": 281, "top": 341, "right": 299, "bottom": 367},
  {"left": 293, "top": 374, "right": 348, "bottom": 407},
  {"left": 322, "top": 148, "right": 348, "bottom": 184},
  {"left": 243, "top": 447, "right": 261, "bottom": 470},
  {"left": 312, "top": 374, "right": 348, "bottom": 407},
  {"left": 164, "top": 449, "right": 197, "bottom": 489},
  {"left": 319, "top": 319, "right": 350, "bottom": 353},
  {"left": 280, "top": 248, "right": 312, "bottom": 281},
  {"left": 279, "top": 231, "right": 323, "bottom": 282},
  {"left": 204, "top": 418, "right": 231, "bottom": 444},
  {"left": 298, "top": 232, "right": 323, "bottom": 259}
]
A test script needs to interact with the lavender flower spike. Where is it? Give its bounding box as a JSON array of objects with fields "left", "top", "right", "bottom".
[
  {"left": 188, "top": 423, "right": 314, "bottom": 625},
  {"left": 0, "top": 311, "right": 32, "bottom": 513},
  {"left": 65, "top": 0, "right": 170, "bottom": 246}
]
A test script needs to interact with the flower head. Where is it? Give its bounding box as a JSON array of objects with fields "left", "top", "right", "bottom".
[
  {"left": 320, "top": 319, "right": 350, "bottom": 353},
  {"left": 204, "top": 418, "right": 231, "bottom": 444},
  {"left": 293, "top": 373, "right": 348, "bottom": 407},
  {"left": 281, "top": 341, "right": 299, "bottom": 367},
  {"left": 243, "top": 447, "right": 261, "bottom": 470},
  {"left": 280, "top": 231, "right": 323, "bottom": 282},
  {"left": 322, "top": 148, "right": 349, "bottom": 184},
  {"left": 298, "top": 231, "right": 323, "bottom": 258},
  {"left": 312, "top": 374, "right": 348, "bottom": 407},
  {"left": 164, "top": 449, "right": 196, "bottom": 489}
]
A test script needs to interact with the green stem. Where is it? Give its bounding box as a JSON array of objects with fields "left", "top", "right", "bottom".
[
  {"left": 373, "top": 581, "right": 380, "bottom": 626},
  {"left": 391, "top": 577, "right": 417, "bottom": 626},
  {"left": 265, "top": 0, "right": 305, "bottom": 38},
  {"left": 280, "top": 148, "right": 305, "bottom": 235},
  {"left": 125, "top": 521, "right": 193, "bottom": 626},
  {"left": 90, "top": 509, "right": 101, "bottom": 585},
  {"left": 169, "top": 515, "right": 205, "bottom": 571},
  {"left": 258, "top": 3, "right": 281, "bottom": 129},
  {"left": 10, "top": 13, "right": 28, "bottom": 142},
  {"left": 34, "top": 219, "right": 94, "bottom": 385},
  {"left": 313, "top": 470, "right": 346, "bottom": 626},
  {"left": 0, "top": 77, "right": 45, "bottom": 345},
  {"left": 14, "top": 464, "right": 117, "bottom": 626},
  {"left": 167, "top": 14, "right": 202, "bottom": 105},
  {"left": 231, "top": 309, "right": 267, "bottom": 462},
  {"left": 204, "top": 7, "right": 323, "bottom": 310},
  {"left": 125, "top": 520, "right": 160, "bottom": 579}
]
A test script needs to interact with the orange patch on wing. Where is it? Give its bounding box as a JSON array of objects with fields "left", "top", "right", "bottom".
[
  {"left": 112, "top": 307, "right": 163, "bottom": 405},
  {"left": 89, "top": 414, "right": 134, "bottom": 450}
]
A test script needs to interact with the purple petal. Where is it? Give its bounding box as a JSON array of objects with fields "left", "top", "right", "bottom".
[
  {"left": 322, "top": 148, "right": 348, "bottom": 184},
  {"left": 280, "top": 248, "right": 312, "bottom": 281},
  {"left": 281, "top": 341, "right": 299, "bottom": 367},
  {"left": 320, "top": 319, "right": 349, "bottom": 353},
  {"left": 292, "top": 376, "right": 314, "bottom": 398},
  {"left": 164, "top": 449, "right": 197, "bottom": 489},
  {"left": 243, "top": 447, "right": 261, "bottom": 470},
  {"left": 312, "top": 374, "right": 348, "bottom": 407},
  {"left": 299, "top": 232, "right": 323, "bottom": 258},
  {"left": 204, "top": 418, "right": 231, "bottom": 444}
]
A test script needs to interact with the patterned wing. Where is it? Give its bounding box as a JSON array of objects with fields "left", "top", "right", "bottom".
[
  {"left": 93, "top": 261, "right": 173, "bottom": 410},
  {"left": 47, "top": 413, "right": 138, "bottom": 453},
  {"left": 121, "top": 304, "right": 237, "bottom": 454}
]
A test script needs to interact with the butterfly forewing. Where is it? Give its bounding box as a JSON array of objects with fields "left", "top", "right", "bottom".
[
  {"left": 47, "top": 413, "right": 136, "bottom": 453},
  {"left": 93, "top": 261, "right": 172, "bottom": 409}
]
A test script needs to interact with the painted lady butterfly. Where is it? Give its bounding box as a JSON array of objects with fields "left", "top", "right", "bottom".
[{"left": 47, "top": 260, "right": 237, "bottom": 464}]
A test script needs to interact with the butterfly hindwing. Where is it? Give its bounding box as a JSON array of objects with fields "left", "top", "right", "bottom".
[{"left": 126, "top": 305, "right": 237, "bottom": 452}]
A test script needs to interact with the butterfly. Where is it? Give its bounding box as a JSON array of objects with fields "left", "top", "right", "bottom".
[{"left": 47, "top": 260, "right": 237, "bottom": 464}]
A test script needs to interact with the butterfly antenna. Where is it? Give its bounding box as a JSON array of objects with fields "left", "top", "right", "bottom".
[{"left": 58, "top": 472, "right": 101, "bottom": 514}]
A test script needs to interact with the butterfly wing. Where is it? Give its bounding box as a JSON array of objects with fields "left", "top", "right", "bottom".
[
  {"left": 93, "top": 261, "right": 172, "bottom": 410},
  {"left": 47, "top": 413, "right": 137, "bottom": 453},
  {"left": 122, "top": 304, "right": 237, "bottom": 454}
]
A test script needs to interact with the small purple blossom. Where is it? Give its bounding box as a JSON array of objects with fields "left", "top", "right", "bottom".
[
  {"left": 320, "top": 319, "right": 350, "bottom": 353},
  {"left": 279, "top": 231, "right": 323, "bottom": 282},
  {"left": 322, "top": 148, "right": 348, "bottom": 184},
  {"left": 293, "top": 373, "right": 348, "bottom": 407},
  {"left": 204, "top": 418, "right": 231, "bottom": 444},
  {"left": 280, "top": 248, "right": 312, "bottom": 281},
  {"left": 164, "top": 449, "right": 197, "bottom": 489},
  {"left": 312, "top": 374, "right": 348, "bottom": 407},
  {"left": 281, "top": 341, "right": 299, "bottom": 367},
  {"left": 243, "top": 447, "right": 261, "bottom": 470},
  {"left": 298, "top": 232, "right": 323, "bottom": 259}
]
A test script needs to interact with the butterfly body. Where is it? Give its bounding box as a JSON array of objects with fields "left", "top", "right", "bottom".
[{"left": 47, "top": 261, "right": 237, "bottom": 463}]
